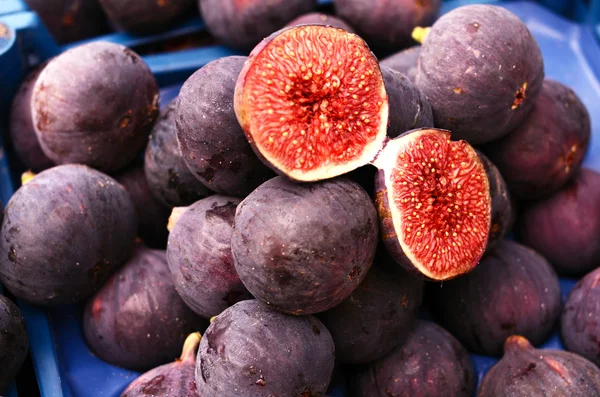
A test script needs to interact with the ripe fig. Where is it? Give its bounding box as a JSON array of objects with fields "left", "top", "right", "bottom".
[
  {"left": 99, "top": 0, "right": 194, "bottom": 34},
  {"left": 351, "top": 320, "right": 475, "bottom": 397},
  {"left": 0, "top": 296, "right": 28, "bottom": 394},
  {"left": 83, "top": 243, "right": 207, "bottom": 371},
  {"left": 380, "top": 45, "right": 421, "bottom": 83},
  {"left": 234, "top": 24, "right": 389, "bottom": 182},
  {"left": 520, "top": 168, "right": 600, "bottom": 276},
  {"left": 481, "top": 79, "right": 590, "bottom": 200},
  {"left": 176, "top": 56, "right": 274, "bottom": 197},
  {"left": 430, "top": 240, "right": 561, "bottom": 356},
  {"left": 416, "top": 5, "right": 544, "bottom": 144},
  {"left": 0, "top": 164, "right": 137, "bottom": 305},
  {"left": 231, "top": 176, "right": 378, "bottom": 315},
  {"left": 120, "top": 332, "right": 201, "bottom": 397},
  {"left": 373, "top": 128, "right": 491, "bottom": 281},
  {"left": 285, "top": 12, "right": 355, "bottom": 32},
  {"left": 196, "top": 300, "right": 335, "bottom": 396},
  {"left": 167, "top": 196, "right": 252, "bottom": 319},
  {"left": 478, "top": 336, "right": 600, "bottom": 396}
]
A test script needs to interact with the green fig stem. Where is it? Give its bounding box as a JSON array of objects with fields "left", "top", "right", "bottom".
[
  {"left": 412, "top": 26, "right": 431, "bottom": 44},
  {"left": 21, "top": 170, "right": 36, "bottom": 185},
  {"left": 167, "top": 206, "right": 188, "bottom": 232},
  {"left": 179, "top": 332, "right": 202, "bottom": 364}
]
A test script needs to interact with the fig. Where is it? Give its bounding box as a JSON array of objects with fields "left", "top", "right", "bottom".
[
  {"left": 380, "top": 45, "right": 421, "bottom": 83},
  {"left": 430, "top": 240, "right": 561, "bottom": 356},
  {"left": 333, "top": 0, "right": 441, "bottom": 54},
  {"left": 482, "top": 80, "right": 590, "bottom": 200},
  {"left": 115, "top": 165, "right": 170, "bottom": 249},
  {"left": 478, "top": 336, "right": 600, "bottom": 396},
  {"left": 167, "top": 196, "right": 252, "bottom": 319},
  {"left": 120, "top": 332, "right": 201, "bottom": 397},
  {"left": 0, "top": 164, "right": 137, "bottom": 305},
  {"left": 198, "top": 0, "right": 317, "bottom": 50},
  {"left": 317, "top": 253, "right": 423, "bottom": 364},
  {"left": 373, "top": 128, "right": 491, "bottom": 281},
  {"left": 416, "top": 5, "right": 544, "bottom": 144},
  {"left": 0, "top": 296, "right": 28, "bottom": 394},
  {"left": 99, "top": 0, "right": 194, "bottom": 34},
  {"left": 8, "top": 63, "right": 54, "bottom": 172},
  {"left": 145, "top": 100, "right": 211, "bottom": 207},
  {"left": 32, "top": 41, "right": 159, "bottom": 173},
  {"left": 234, "top": 24, "right": 389, "bottom": 182},
  {"left": 520, "top": 168, "right": 600, "bottom": 276},
  {"left": 231, "top": 176, "right": 378, "bottom": 315},
  {"left": 196, "top": 300, "right": 335, "bottom": 396},
  {"left": 176, "top": 56, "right": 274, "bottom": 197},
  {"left": 285, "top": 12, "right": 355, "bottom": 33},
  {"left": 83, "top": 243, "right": 207, "bottom": 371},
  {"left": 351, "top": 320, "right": 475, "bottom": 397}
]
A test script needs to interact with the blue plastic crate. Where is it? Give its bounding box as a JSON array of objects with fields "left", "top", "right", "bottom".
[{"left": 0, "top": 1, "right": 600, "bottom": 397}]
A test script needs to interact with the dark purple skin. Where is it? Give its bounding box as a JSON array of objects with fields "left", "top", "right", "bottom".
[
  {"left": 198, "top": 0, "right": 317, "bottom": 50},
  {"left": 333, "top": 0, "right": 441, "bottom": 54},
  {"left": 348, "top": 164, "right": 377, "bottom": 198},
  {"left": 352, "top": 320, "right": 475, "bottom": 397},
  {"left": 231, "top": 176, "right": 378, "bottom": 315},
  {"left": 145, "top": 101, "right": 212, "bottom": 207},
  {"left": 115, "top": 165, "right": 170, "bottom": 249},
  {"left": 481, "top": 79, "right": 590, "bottom": 201},
  {"left": 196, "top": 300, "right": 335, "bottom": 397},
  {"left": 416, "top": 5, "right": 544, "bottom": 144},
  {"left": 99, "top": 0, "right": 193, "bottom": 34},
  {"left": 381, "top": 65, "right": 433, "bottom": 138},
  {"left": 176, "top": 56, "right": 275, "bottom": 197},
  {"left": 520, "top": 168, "right": 600, "bottom": 276},
  {"left": 24, "top": 0, "right": 108, "bottom": 44},
  {"left": 0, "top": 164, "right": 137, "bottom": 305},
  {"left": 9, "top": 63, "right": 54, "bottom": 171},
  {"left": 316, "top": 254, "right": 423, "bottom": 364},
  {"left": 167, "top": 196, "right": 252, "bottom": 319},
  {"left": 285, "top": 12, "right": 355, "bottom": 32},
  {"left": 478, "top": 336, "right": 600, "bottom": 396},
  {"left": 83, "top": 244, "right": 207, "bottom": 371},
  {"left": 32, "top": 41, "right": 159, "bottom": 173},
  {"left": 0, "top": 296, "right": 28, "bottom": 394},
  {"left": 430, "top": 240, "right": 561, "bottom": 356},
  {"left": 380, "top": 45, "right": 421, "bottom": 83}
]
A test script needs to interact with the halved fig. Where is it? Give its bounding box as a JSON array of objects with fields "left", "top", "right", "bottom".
[
  {"left": 373, "top": 128, "right": 491, "bottom": 281},
  {"left": 234, "top": 24, "right": 389, "bottom": 182}
]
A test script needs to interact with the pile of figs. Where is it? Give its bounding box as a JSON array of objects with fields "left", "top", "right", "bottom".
[{"left": 2, "top": 1, "right": 600, "bottom": 396}]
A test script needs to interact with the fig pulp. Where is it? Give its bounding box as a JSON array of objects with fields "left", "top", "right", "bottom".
[
  {"left": 167, "top": 196, "right": 252, "bottom": 319},
  {"left": 120, "top": 332, "right": 201, "bottom": 397},
  {"left": 231, "top": 176, "right": 378, "bottom": 315},
  {"left": 99, "top": 0, "right": 193, "bottom": 34},
  {"left": 196, "top": 300, "right": 335, "bottom": 396},
  {"left": 234, "top": 24, "right": 389, "bottom": 182},
  {"left": 520, "top": 168, "right": 600, "bottom": 276},
  {"left": 83, "top": 243, "right": 207, "bottom": 371},
  {"left": 0, "top": 296, "right": 28, "bottom": 394},
  {"left": 0, "top": 164, "right": 137, "bottom": 305},
  {"left": 416, "top": 5, "right": 544, "bottom": 144},
  {"left": 352, "top": 320, "right": 475, "bottom": 397},
  {"left": 478, "top": 336, "right": 600, "bottom": 396},
  {"left": 481, "top": 79, "right": 590, "bottom": 200},
  {"left": 373, "top": 128, "right": 491, "bottom": 281},
  {"left": 286, "top": 12, "right": 355, "bottom": 32},
  {"left": 380, "top": 45, "right": 421, "bottom": 83}
]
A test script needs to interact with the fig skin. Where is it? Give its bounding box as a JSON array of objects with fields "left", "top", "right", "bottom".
[
  {"left": 481, "top": 79, "right": 590, "bottom": 200},
  {"left": 196, "top": 300, "right": 335, "bottom": 397},
  {"left": 0, "top": 164, "right": 137, "bottom": 305},
  {"left": 167, "top": 196, "right": 252, "bottom": 319},
  {"left": 380, "top": 45, "right": 421, "bottom": 83},
  {"left": 0, "top": 296, "right": 28, "bottom": 394},
  {"left": 317, "top": 253, "right": 423, "bottom": 364},
  {"left": 416, "top": 5, "right": 544, "bottom": 144},
  {"left": 83, "top": 243, "right": 208, "bottom": 371},
  {"left": 32, "top": 41, "right": 159, "bottom": 173},
  {"left": 145, "top": 100, "right": 212, "bottom": 207},
  {"left": 430, "top": 240, "right": 561, "bottom": 356},
  {"left": 351, "top": 320, "right": 475, "bottom": 397},
  {"left": 99, "top": 0, "right": 193, "bottom": 34},
  {"left": 8, "top": 63, "right": 54, "bottom": 171},
  {"left": 285, "top": 12, "right": 355, "bottom": 32},
  {"left": 198, "top": 0, "right": 317, "bottom": 50},
  {"left": 520, "top": 168, "right": 600, "bottom": 276},
  {"left": 231, "top": 176, "right": 378, "bottom": 315},
  {"left": 478, "top": 336, "right": 600, "bottom": 397},
  {"left": 176, "top": 56, "right": 274, "bottom": 197}
]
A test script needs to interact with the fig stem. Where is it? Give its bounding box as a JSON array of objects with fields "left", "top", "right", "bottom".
[
  {"left": 411, "top": 26, "right": 431, "bottom": 44},
  {"left": 504, "top": 335, "right": 533, "bottom": 354},
  {"left": 180, "top": 332, "right": 202, "bottom": 363},
  {"left": 167, "top": 206, "right": 188, "bottom": 232},
  {"left": 21, "top": 170, "right": 36, "bottom": 185}
]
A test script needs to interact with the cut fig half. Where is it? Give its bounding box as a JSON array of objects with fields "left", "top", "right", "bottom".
[
  {"left": 234, "top": 24, "right": 389, "bottom": 182},
  {"left": 373, "top": 128, "right": 491, "bottom": 281}
]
